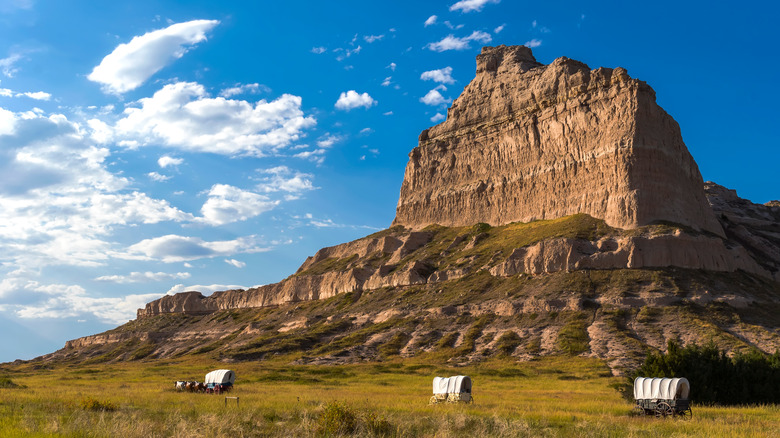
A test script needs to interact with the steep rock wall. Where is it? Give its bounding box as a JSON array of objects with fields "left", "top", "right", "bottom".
[{"left": 392, "top": 45, "right": 723, "bottom": 236}]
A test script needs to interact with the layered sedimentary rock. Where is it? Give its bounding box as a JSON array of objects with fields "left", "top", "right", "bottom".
[
  {"left": 393, "top": 45, "right": 723, "bottom": 236},
  {"left": 135, "top": 46, "right": 779, "bottom": 320}
]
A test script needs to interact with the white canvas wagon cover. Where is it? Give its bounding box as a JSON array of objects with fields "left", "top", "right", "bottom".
[
  {"left": 205, "top": 369, "right": 236, "bottom": 385},
  {"left": 633, "top": 377, "right": 689, "bottom": 400},
  {"left": 433, "top": 376, "right": 472, "bottom": 395}
]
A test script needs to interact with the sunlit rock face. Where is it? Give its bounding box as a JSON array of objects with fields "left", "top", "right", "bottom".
[{"left": 393, "top": 45, "right": 723, "bottom": 237}]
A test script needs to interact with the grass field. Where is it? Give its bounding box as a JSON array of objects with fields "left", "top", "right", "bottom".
[{"left": 1, "top": 356, "right": 778, "bottom": 437}]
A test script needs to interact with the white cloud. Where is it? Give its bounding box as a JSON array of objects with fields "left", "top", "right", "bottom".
[
  {"left": 381, "top": 76, "right": 392, "bottom": 87},
  {"left": 387, "top": 62, "right": 396, "bottom": 71},
  {"left": 525, "top": 39, "right": 542, "bottom": 48},
  {"left": 147, "top": 171, "right": 171, "bottom": 182},
  {"left": 316, "top": 133, "right": 342, "bottom": 148},
  {"left": 165, "top": 283, "right": 252, "bottom": 296},
  {"left": 19, "top": 91, "right": 51, "bottom": 101},
  {"left": 426, "top": 31, "right": 492, "bottom": 52},
  {"left": 114, "top": 82, "right": 316, "bottom": 157},
  {"left": 88, "top": 19, "right": 220, "bottom": 94},
  {"left": 158, "top": 155, "right": 183, "bottom": 168},
  {"left": 0, "top": 109, "right": 193, "bottom": 270},
  {"left": 431, "top": 113, "right": 446, "bottom": 122},
  {"left": 218, "top": 83, "right": 268, "bottom": 98},
  {"left": 293, "top": 148, "right": 326, "bottom": 165},
  {"left": 199, "top": 184, "right": 278, "bottom": 226},
  {"left": 494, "top": 24, "right": 505, "bottom": 33},
  {"left": 334, "top": 90, "right": 376, "bottom": 110},
  {"left": 420, "top": 89, "right": 452, "bottom": 106},
  {"left": 424, "top": 15, "right": 438, "bottom": 27},
  {"left": 225, "top": 259, "right": 246, "bottom": 268},
  {"left": 257, "top": 166, "right": 316, "bottom": 194},
  {"left": 311, "top": 46, "right": 327, "bottom": 54},
  {"left": 363, "top": 34, "right": 384, "bottom": 43},
  {"left": 421, "top": 66, "right": 455, "bottom": 84},
  {"left": 449, "top": 0, "right": 500, "bottom": 13},
  {"left": 95, "top": 271, "right": 191, "bottom": 283},
  {"left": 126, "top": 234, "right": 267, "bottom": 263},
  {"left": 0, "top": 53, "right": 22, "bottom": 77}
]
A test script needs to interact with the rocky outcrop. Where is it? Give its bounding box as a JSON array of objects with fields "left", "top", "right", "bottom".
[
  {"left": 706, "top": 182, "right": 780, "bottom": 281},
  {"left": 393, "top": 45, "right": 723, "bottom": 237},
  {"left": 489, "top": 233, "right": 769, "bottom": 278}
]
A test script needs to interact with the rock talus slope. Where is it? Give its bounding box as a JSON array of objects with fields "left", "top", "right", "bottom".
[{"left": 393, "top": 45, "right": 723, "bottom": 237}]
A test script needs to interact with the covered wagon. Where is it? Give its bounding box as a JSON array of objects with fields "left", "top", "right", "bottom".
[
  {"left": 430, "top": 376, "right": 473, "bottom": 404},
  {"left": 633, "top": 377, "right": 691, "bottom": 418},
  {"left": 204, "top": 369, "right": 236, "bottom": 393}
]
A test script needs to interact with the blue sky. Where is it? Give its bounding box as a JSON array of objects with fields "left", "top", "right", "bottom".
[{"left": 0, "top": 0, "right": 777, "bottom": 362}]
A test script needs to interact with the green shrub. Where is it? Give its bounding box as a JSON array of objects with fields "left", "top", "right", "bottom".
[
  {"left": 316, "top": 401, "right": 356, "bottom": 436},
  {"left": 631, "top": 340, "right": 780, "bottom": 404},
  {"left": 0, "top": 377, "right": 21, "bottom": 388},
  {"left": 556, "top": 316, "right": 590, "bottom": 355},
  {"left": 80, "top": 397, "right": 117, "bottom": 412},
  {"left": 436, "top": 332, "right": 459, "bottom": 349},
  {"left": 495, "top": 331, "right": 522, "bottom": 356},
  {"left": 378, "top": 332, "right": 411, "bottom": 357}
]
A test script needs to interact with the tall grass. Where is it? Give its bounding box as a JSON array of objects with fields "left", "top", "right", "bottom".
[{"left": 0, "top": 356, "right": 778, "bottom": 437}]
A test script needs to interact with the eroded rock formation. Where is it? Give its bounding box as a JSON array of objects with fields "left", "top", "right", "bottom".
[{"left": 393, "top": 45, "right": 723, "bottom": 236}]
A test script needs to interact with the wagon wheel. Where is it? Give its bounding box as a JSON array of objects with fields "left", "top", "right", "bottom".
[
  {"left": 678, "top": 407, "right": 692, "bottom": 420},
  {"left": 632, "top": 405, "right": 646, "bottom": 416},
  {"left": 655, "top": 402, "right": 673, "bottom": 418}
]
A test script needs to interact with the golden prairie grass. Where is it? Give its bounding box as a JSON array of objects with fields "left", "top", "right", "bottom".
[{"left": 1, "top": 356, "right": 778, "bottom": 437}]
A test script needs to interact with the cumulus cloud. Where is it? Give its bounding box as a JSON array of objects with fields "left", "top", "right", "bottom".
[
  {"left": 334, "top": 90, "right": 376, "bottom": 110},
  {"left": 424, "top": 15, "right": 438, "bottom": 26},
  {"left": 430, "top": 113, "right": 446, "bottom": 122},
  {"left": 225, "top": 259, "right": 246, "bottom": 268},
  {"left": 0, "top": 277, "right": 163, "bottom": 324},
  {"left": 426, "top": 31, "right": 492, "bottom": 52},
  {"left": 449, "top": 0, "right": 500, "bottom": 13},
  {"left": 113, "top": 82, "right": 316, "bottom": 157},
  {"left": 147, "top": 171, "right": 171, "bottom": 182},
  {"left": 420, "top": 88, "right": 452, "bottom": 106},
  {"left": 257, "top": 166, "right": 316, "bottom": 195},
  {"left": 0, "top": 108, "right": 193, "bottom": 269},
  {"left": 126, "top": 234, "right": 267, "bottom": 263},
  {"left": 88, "top": 19, "right": 220, "bottom": 94},
  {"left": 95, "top": 271, "right": 191, "bottom": 283},
  {"left": 525, "top": 39, "right": 542, "bottom": 48},
  {"left": 316, "top": 133, "right": 342, "bottom": 148},
  {"left": 421, "top": 66, "right": 455, "bottom": 84},
  {"left": 158, "top": 155, "right": 183, "bottom": 168},
  {"left": 199, "top": 184, "right": 278, "bottom": 226}
]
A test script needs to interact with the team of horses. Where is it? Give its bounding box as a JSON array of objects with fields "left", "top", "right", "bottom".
[{"left": 174, "top": 381, "right": 231, "bottom": 394}]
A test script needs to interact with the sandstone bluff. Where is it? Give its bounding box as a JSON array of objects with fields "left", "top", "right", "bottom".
[{"left": 52, "top": 46, "right": 780, "bottom": 371}]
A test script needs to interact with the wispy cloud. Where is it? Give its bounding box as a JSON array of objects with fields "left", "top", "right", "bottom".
[
  {"left": 219, "top": 82, "right": 269, "bottom": 98},
  {"left": 449, "top": 0, "right": 500, "bottom": 13},
  {"left": 126, "top": 234, "right": 268, "bottom": 263},
  {"left": 424, "top": 15, "right": 438, "bottom": 27},
  {"left": 0, "top": 53, "right": 23, "bottom": 77},
  {"left": 88, "top": 19, "right": 219, "bottom": 94},
  {"left": 311, "top": 46, "right": 327, "bottom": 54},
  {"left": 525, "top": 39, "right": 542, "bottom": 48},
  {"left": 426, "top": 31, "right": 492, "bottom": 52},
  {"left": 363, "top": 34, "right": 384, "bottom": 43},
  {"left": 95, "top": 271, "right": 191, "bottom": 283},
  {"left": 225, "top": 259, "right": 246, "bottom": 268}
]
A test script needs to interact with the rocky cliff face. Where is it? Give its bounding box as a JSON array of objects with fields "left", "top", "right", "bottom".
[{"left": 393, "top": 45, "right": 723, "bottom": 237}]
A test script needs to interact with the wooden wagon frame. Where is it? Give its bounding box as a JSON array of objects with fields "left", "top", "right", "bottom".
[{"left": 633, "top": 377, "right": 692, "bottom": 418}]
